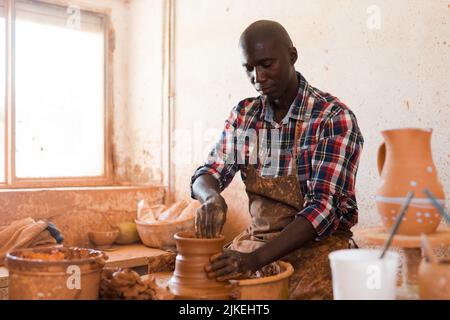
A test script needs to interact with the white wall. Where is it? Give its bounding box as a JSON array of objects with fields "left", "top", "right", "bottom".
[
  {"left": 171, "top": 0, "right": 450, "bottom": 240},
  {"left": 72, "top": 0, "right": 166, "bottom": 186},
  {"left": 126, "top": 0, "right": 165, "bottom": 185},
  {"left": 62, "top": 0, "right": 134, "bottom": 185}
]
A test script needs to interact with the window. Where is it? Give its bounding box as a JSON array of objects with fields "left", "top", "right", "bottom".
[{"left": 1, "top": 0, "right": 111, "bottom": 188}]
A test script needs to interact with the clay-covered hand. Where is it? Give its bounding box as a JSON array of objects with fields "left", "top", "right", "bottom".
[
  {"left": 195, "top": 194, "right": 227, "bottom": 238},
  {"left": 204, "top": 249, "right": 257, "bottom": 281}
]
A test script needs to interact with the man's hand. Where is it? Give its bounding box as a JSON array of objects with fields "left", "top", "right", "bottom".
[
  {"left": 195, "top": 194, "right": 227, "bottom": 238},
  {"left": 204, "top": 249, "right": 257, "bottom": 281}
]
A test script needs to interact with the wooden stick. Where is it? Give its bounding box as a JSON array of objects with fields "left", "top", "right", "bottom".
[
  {"left": 380, "top": 191, "right": 414, "bottom": 259},
  {"left": 423, "top": 188, "right": 450, "bottom": 224}
]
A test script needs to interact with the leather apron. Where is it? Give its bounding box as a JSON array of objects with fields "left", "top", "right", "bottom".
[{"left": 227, "top": 122, "right": 352, "bottom": 300}]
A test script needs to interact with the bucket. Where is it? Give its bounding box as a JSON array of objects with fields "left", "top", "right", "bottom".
[
  {"left": 329, "top": 249, "right": 399, "bottom": 300},
  {"left": 230, "top": 261, "right": 294, "bottom": 300},
  {"left": 5, "top": 247, "right": 106, "bottom": 300}
]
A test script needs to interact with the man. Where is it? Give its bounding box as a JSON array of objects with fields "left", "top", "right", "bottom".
[{"left": 190, "top": 20, "right": 364, "bottom": 299}]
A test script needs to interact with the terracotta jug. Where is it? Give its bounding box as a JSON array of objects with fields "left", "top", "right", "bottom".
[
  {"left": 376, "top": 128, "right": 445, "bottom": 235},
  {"left": 168, "top": 231, "right": 232, "bottom": 299},
  {"left": 418, "top": 258, "right": 450, "bottom": 299}
]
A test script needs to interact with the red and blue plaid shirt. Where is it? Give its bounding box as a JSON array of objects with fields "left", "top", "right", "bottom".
[{"left": 191, "top": 72, "right": 364, "bottom": 240}]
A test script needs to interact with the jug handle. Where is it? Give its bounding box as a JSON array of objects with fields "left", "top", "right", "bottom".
[{"left": 377, "top": 142, "right": 386, "bottom": 176}]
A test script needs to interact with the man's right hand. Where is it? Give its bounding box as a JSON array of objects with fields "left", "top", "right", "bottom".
[{"left": 195, "top": 194, "right": 227, "bottom": 238}]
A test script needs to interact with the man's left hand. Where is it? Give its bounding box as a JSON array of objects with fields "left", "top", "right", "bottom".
[{"left": 205, "top": 249, "right": 257, "bottom": 281}]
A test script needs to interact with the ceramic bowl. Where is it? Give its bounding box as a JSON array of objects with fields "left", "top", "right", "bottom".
[{"left": 88, "top": 229, "right": 120, "bottom": 247}]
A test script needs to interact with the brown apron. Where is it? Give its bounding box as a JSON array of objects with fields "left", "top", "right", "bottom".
[{"left": 228, "top": 122, "right": 352, "bottom": 300}]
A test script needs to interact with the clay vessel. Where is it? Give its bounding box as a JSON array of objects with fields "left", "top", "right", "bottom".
[
  {"left": 376, "top": 128, "right": 445, "bottom": 235},
  {"left": 169, "top": 231, "right": 231, "bottom": 299},
  {"left": 88, "top": 229, "right": 119, "bottom": 248},
  {"left": 229, "top": 261, "right": 294, "bottom": 300},
  {"left": 418, "top": 257, "right": 450, "bottom": 299},
  {"left": 6, "top": 247, "right": 106, "bottom": 300}
]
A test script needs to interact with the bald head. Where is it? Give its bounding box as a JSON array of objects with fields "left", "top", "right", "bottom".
[
  {"left": 239, "top": 20, "right": 293, "bottom": 51},
  {"left": 238, "top": 20, "right": 298, "bottom": 101}
]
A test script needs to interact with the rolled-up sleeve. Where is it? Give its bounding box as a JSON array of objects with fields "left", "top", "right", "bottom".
[
  {"left": 190, "top": 107, "right": 241, "bottom": 199},
  {"left": 297, "top": 108, "right": 364, "bottom": 240}
]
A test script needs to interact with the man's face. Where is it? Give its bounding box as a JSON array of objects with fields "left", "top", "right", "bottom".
[{"left": 240, "top": 37, "right": 295, "bottom": 100}]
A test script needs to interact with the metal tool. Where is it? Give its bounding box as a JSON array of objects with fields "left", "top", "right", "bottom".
[
  {"left": 423, "top": 188, "right": 450, "bottom": 224},
  {"left": 380, "top": 191, "right": 414, "bottom": 259}
]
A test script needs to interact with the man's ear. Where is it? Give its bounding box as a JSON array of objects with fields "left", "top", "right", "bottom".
[{"left": 289, "top": 47, "right": 298, "bottom": 65}]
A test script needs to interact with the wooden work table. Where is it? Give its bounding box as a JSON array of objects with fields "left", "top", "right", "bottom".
[{"left": 103, "top": 243, "right": 169, "bottom": 268}]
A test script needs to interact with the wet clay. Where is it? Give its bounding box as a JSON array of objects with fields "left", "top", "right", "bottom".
[
  {"left": 249, "top": 261, "right": 282, "bottom": 279},
  {"left": 17, "top": 247, "right": 102, "bottom": 261},
  {"left": 230, "top": 261, "right": 294, "bottom": 300},
  {"left": 100, "top": 267, "right": 174, "bottom": 300}
]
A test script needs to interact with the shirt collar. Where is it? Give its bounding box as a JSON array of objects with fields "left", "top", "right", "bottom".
[{"left": 260, "top": 72, "right": 311, "bottom": 124}]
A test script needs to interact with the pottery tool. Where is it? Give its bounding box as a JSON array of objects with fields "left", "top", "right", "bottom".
[
  {"left": 46, "top": 222, "right": 64, "bottom": 244},
  {"left": 420, "top": 233, "right": 439, "bottom": 264},
  {"left": 379, "top": 191, "right": 414, "bottom": 259},
  {"left": 423, "top": 188, "right": 450, "bottom": 224}
]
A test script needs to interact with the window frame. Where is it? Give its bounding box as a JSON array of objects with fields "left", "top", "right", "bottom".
[{"left": 0, "top": 0, "right": 113, "bottom": 189}]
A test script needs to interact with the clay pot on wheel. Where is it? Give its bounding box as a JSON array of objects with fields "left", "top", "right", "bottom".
[
  {"left": 169, "top": 231, "right": 232, "bottom": 300},
  {"left": 376, "top": 128, "right": 445, "bottom": 235}
]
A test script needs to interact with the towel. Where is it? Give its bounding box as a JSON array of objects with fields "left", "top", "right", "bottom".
[{"left": 0, "top": 218, "right": 58, "bottom": 265}]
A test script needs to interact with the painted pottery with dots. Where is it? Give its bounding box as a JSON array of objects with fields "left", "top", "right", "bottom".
[{"left": 376, "top": 128, "right": 445, "bottom": 235}]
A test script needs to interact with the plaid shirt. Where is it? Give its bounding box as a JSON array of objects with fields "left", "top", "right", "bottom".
[{"left": 191, "top": 72, "right": 364, "bottom": 240}]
